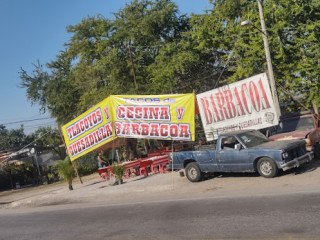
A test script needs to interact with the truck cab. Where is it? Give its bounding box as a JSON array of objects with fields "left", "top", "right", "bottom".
[{"left": 269, "top": 111, "right": 320, "bottom": 157}]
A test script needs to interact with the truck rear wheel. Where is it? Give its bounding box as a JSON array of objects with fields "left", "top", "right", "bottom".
[
  {"left": 257, "top": 157, "right": 278, "bottom": 178},
  {"left": 185, "top": 162, "right": 202, "bottom": 182}
]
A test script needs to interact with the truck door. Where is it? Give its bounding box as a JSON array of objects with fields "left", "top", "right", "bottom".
[{"left": 217, "top": 136, "right": 250, "bottom": 171}]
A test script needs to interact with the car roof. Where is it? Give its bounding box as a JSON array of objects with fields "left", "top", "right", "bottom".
[{"left": 220, "top": 129, "right": 256, "bottom": 136}]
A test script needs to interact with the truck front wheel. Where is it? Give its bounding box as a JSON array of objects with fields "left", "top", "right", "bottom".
[
  {"left": 185, "top": 162, "right": 202, "bottom": 182},
  {"left": 257, "top": 158, "right": 278, "bottom": 178}
]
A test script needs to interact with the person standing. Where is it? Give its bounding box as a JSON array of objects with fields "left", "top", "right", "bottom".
[{"left": 97, "top": 152, "right": 108, "bottom": 168}]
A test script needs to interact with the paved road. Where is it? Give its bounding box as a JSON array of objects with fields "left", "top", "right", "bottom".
[{"left": 1, "top": 190, "right": 320, "bottom": 240}]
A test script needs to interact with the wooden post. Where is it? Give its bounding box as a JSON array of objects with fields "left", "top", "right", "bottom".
[{"left": 312, "top": 100, "right": 319, "bottom": 115}]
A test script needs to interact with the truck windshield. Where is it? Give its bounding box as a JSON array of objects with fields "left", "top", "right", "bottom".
[
  {"left": 276, "top": 116, "right": 314, "bottom": 134},
  {"left": 237, "top": 131, "right": 270, "bottom": 148}
]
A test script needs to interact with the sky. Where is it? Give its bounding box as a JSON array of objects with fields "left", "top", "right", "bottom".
[{"left": 0, "top": 0, "right": 211, "bottom": 134}]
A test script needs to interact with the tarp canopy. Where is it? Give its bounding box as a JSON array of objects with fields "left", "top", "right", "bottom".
[{"left": 62, "top": 94, "right": 196, "bottom": 161}]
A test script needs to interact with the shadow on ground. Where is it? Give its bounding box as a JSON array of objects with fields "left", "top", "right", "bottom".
[{"left": 199, "top": 159, "right": 320, "bottom": 181}]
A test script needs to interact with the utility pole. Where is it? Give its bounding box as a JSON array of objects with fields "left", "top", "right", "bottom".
[
  {"left": 257, "top": 0, "right": 281, "bottom": 118},
  {"left": 128, "top": 40, "right": 137, "bottom": 89}
]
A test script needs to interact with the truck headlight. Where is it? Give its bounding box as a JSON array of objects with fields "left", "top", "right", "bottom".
[
  {"left": 304, "top": 138, "right": 311, "bottom": 146},
  {"left": 282, "top": 152, "right": 289, "bottom": 159}
]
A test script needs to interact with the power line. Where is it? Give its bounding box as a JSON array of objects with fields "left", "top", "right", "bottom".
[
  {"left": 0, "top": 117, "right": 53, "bottom": 126},
  {"left": 0, "top": 113, "right": 47, "bottom": 122}
]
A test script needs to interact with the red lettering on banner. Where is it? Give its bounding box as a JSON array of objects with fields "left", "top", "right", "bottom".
[
  {"left": 105, "top": 124, "right": 112, "bottom": 136},
  {"left": 150, "top": 124, "right": 159, "bottom": 137},
  {"left": 89, "top": 134, "right": 95, "bottom": 145},
  {"left": 68, "top": 122, "right": 114, "bottom": 158},
  {"left": 160, "top": 107, "right": 170, "bottom": 120},
  {"left": 122, "top": 123, "right": 131, "bottom": 135},
  {"left": 116, "top": 106, "right": 171, "bottom": 121},
  {"left": 216, "top": 92, "right": 228, "bottom": 120},
  {"left": 80, "top": 121, "right": 84, "bottom": 132},
  {"left": 224, "top": 90, "right": 236, "bottom": 118},
  {"left": 118, "top": 106, "right": 125, "bottom": 119},
  {"left": 84, "top": 119, "right": 89, "bottom": 128},
  {"left": 66, "top": 108, "right": 103, "bottom": 141},
  {"left": 179, "top": 125, "right": 190, "bottom": 138},
  {"left": 135, "top": 107, "right": 142, "bottom": 119},
  {"left": 114, "top": 122, "right": 191, "bottom": 140},
  {"left": 258, "top": 78, "right": 271, "bottom": 110},
  {"left": 85, "top": 136, "right": 90, "bottom": 148},
  {"left": 92, "top": 113, "right": 97, "bottom": 124},
  {"left": 141, "top": 124, "right": 149, "bottom": 136},
  {"left": 210, "top": 94, "right": 222, "bottom": 122},
  {"left": 233, "top": 88, "right": 245, "bottom": 117},
  {"left": 115, "top": 122, "right": 121, "bottom": 135},
  {"left": 127, "top": 107, "right": 134, "bottom": 119},
  {"left": 200, "top": 97, "right": 212, "bottom": 124},
  {"left": 249, "top": 81, "right": 260, "bottom": 112},
  {"left": 170, "top": 125, "right": 178, "bottom": 137},
  {"left": 198, "top": 77, "right": 274, "bottom": 127},
  {"left": 143, "top": 107, "right": 149, "bottom": 119},
  {"left": 132, "top": 123, "right": 140, "bottom": 135},
  {"left": 149, "top": 107, "right": 159, "bottom": 120},
  {"left": 80, "top": 139, "right": 85, "bottom": 151},
  {"left": 241, "top": 83, "right": 252, "bottom": 114},
  {"left": 67, "top": 127, "right": 74, "bottom": 139},
  {"left": 96, "top": 110, "right": 102, "bottom": 122},
  {"left": 76, "top": 124, "right": 81, "bottom": 135},
  {"left": 176, "top": 108, "right": 185, "bottom": 120},
  {"left": 103, "top": 107, "right": 110, "bottom": 120},
  {"left": 160, "top": 125, "right": 169, "bottom": 137}
]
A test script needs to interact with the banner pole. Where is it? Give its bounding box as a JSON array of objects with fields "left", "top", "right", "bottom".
[{"left": 171, "top": 140, "right": 174, "bottom": 190}]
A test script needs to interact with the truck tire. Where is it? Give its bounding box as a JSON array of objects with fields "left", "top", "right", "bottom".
[
  {"left": 257, "top": 157, "right": 278, "bottom": 178},
  {"left": 185, "top": 162, "right": 202, "bottom": 182}
]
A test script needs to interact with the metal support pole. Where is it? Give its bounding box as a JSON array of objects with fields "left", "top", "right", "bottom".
[
  {"left": 257, "top": 0, "right": 281, "bottom": 118},
  {"left": 128, "top": 40, "right": 137, "bottom": 89}
]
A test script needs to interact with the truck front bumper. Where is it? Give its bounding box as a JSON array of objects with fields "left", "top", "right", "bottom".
[{"left": 280, "top": 151, "right": 314, "bottom": 171}]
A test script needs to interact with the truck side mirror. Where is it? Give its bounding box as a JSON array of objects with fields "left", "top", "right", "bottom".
[{"left": 235, "top": 143, "right": 242, "bottom": 150}]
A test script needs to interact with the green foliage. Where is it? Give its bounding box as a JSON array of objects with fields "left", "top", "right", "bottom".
[
  {"left": 53, "top": 157, "right": 75, "bottom": 188},
  {"left": 112, "top": 164, "right": 126, "bottom": 181},
  {"left": 19, "top": 0, "right": 320, "bottom": 125},
  {"left": 10, "top": 162, "right": 36, "bottom": 185},
  {"left": 0, "top": 164, "right": 11, "bottom": 190},
  {"left": 31, "top": 127, "right": 65, "bottom": 159},
  {"left": 74, "top": 152, "right": 98, "bottom": 176},
  {"left": 0, "top": 125, "right": 34, "bottom": 151},
  {"left": 0, "top": 162, "right": 36, "bottom": 190},
  {"left": 19, "top": 0, "right": 190, "bottom": 125}
]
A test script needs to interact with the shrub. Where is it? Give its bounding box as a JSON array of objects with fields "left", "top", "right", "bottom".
[
  {"left": 112, "top": 164, "right": 126, "bottom": 182},
  {"left": 54, "top": 157, "right": 75, "bottom": 190}
]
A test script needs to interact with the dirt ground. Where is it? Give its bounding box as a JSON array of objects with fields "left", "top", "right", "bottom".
[{"left": 1, "top": 158, "right": 319, "bottom": 209}]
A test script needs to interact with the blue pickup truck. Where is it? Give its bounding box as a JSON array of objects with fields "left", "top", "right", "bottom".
[{"left": 169, "top": 129, "right": 314, "bottom": 182}]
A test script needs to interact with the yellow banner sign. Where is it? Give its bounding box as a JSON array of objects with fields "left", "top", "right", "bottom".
[
  {"left": 111, "top": 94, "right": 195, "bottom": 141},
  {"left": 62, "top": 97, "right": 116, "bottom": 161},
  {"left": 62, "top": 94, "right": 195, "bottom": 161}
]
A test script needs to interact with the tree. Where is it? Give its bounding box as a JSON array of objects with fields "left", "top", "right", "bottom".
[
  {"left": 19, "top": 0, "right": 320, "bottom": 125},
  {"left": 31, "top": 127, "right": 65, "bottom": 159},
  {"left": 19, "top": 0, "right": 190, "bottom": 125},
  {"left": 0, "top": 124, "right": 33, "bottom": 151},
  {"left": 184, "top": 0, "right": 320, "bottom": 112}
]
